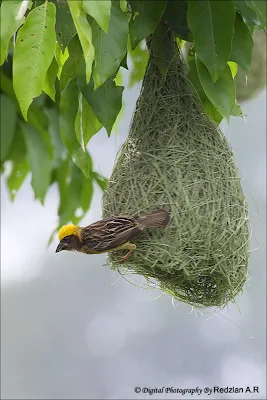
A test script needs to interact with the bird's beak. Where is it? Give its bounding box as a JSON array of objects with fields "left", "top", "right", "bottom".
[{"left": 55, "top": 242, "right": 64, "bottom": 253}]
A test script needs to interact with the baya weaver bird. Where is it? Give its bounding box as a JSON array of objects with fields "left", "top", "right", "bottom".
[{"left": 55, "top": 209, "right": 169, "bottom": 263}]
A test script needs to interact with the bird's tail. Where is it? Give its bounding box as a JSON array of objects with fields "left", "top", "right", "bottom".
[{"left": 137, "top": 209, "right": 169, "bottom": 229}]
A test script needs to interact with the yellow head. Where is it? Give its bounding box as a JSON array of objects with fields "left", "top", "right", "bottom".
[
  {"left": 58, "top": 224, "right": 78, "bottom": 241},
  {"left": 56, "top": 224, "right": 82, "bottom": 253}
]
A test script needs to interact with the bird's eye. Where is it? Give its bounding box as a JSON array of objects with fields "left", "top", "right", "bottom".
[{"left": 63, "top": 236, "right": 70, "bottom": 243}]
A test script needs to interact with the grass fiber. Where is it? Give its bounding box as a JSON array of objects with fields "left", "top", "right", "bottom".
[{"left": 102, "top": 28, "right": 250, "bottom": 308}]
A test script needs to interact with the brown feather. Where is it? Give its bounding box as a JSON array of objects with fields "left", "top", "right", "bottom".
[
  {"left": 136, "top": 208, "right": 169, "bottom": 228},
  {"left": 81, "top": 216, "right": 142, "bottom": 252}
]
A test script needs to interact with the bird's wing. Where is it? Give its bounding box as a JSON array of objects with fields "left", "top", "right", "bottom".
[{"left": 81, "top": 217, "right": 142, "bottom": 251}]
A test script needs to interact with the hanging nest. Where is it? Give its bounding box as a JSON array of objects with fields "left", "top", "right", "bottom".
[
  {"left": 235, "top": 29, "right": 266, "bottom": 102},
  {"left": 102, "top": 27, "right": 250, "bottom": 308}
]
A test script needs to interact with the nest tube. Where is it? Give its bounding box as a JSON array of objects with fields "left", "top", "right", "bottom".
[{"left": 103, "top": 27, "right": 250, "bottom": 308}]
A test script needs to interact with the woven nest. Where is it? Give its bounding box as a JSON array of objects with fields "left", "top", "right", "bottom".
[
  {"left": 102, "top": 30, "right": 250, "bottom": 308},
  {"left": 235, "top": 29, "right": 266, "bottom": 102}
]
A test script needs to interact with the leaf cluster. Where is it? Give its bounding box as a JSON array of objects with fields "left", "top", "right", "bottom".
[{"left": 0, "top": 0, "right": 266, "bottom": 232}]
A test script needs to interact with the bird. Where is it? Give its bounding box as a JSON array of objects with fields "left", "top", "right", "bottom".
[{"left": 55, "top": 209, "right": 169, "bottom": 263}]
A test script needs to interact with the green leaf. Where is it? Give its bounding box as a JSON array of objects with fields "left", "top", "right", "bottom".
[
  {"left": 188, "top": 0, "right": 235, "bottom": 82},
  {"left": 63, "top": 163, "right": 84, "bottom": 223},
  {"left": 1, "top": 94, "right": 17, "bottom": 163},
  {"left": 6, "top": 129, "right": 29, "bottom": 201},
  {"left": 129, "top": 0, "right": 166, "bottom": 49},
  {"left": 92, "top": 171, "right": 108, "bottom": 191},
  {"left": 55, "top": 41, "right": 69, "bottom": 79},
  {"left": 230, "top": 13, "right": 253, "bottom": 75},
  {"left": 57, "top": 160, "right": 93, "bottom": 226},
  {"left": 111, "top": 98, "right": 125, "bottom": 134},
  {"left": 56, "top": 158, "right": 71, "bottom": 223},
  {"left": 60, "top": 35, "right": 83, "bottom": 91},
  {"left": 80, "top": 173, "right": 93, "bottom": 213},
  {"left": 74, "top": 93, "right": 102, "bottom": 149},
  {"left": 234, "top": 0, "right": 260, "bottom": 26},
  {"left": 83, "top": 0, "right": 111, "bottom": 33},
  {"left": 7, "top": 158, "right": 29, "bottom": 201},
  {"left": 231, "top": 100, "right": 243, "bottom": 117},
  {"left": 92, "top": 0, "right": 128, "bottom": 89},
  {"left": 82, "top": 77, "right": 123, "bottom": 135},
  {"left": 163, "top": 0, "right": 191, "bottom": 41},
  {"left": 120, "top": 53, "right": 128, "bottom": 69},
  {"left": 114, "top": 69, "right": 123, "bottom": 86},
  {"left": 67, "top": 0, "right": 95, "bottom": 83},
  {"left": 0, "top": 70, "right": 51, "bottom": 141},
  {"left": 60, "top": 77, "right": 92, "bottom": 177},
  {"left": 22, "top": 123, "right": 53, "bottom": 203},
  {"left": 196, "top": 56, "right": 235, "bottom": 122},
  {"left": 75, "top": 93, "right": 83, "bottom": 148},
  {"left": 44, "top": 108, "right": 67, "bottom": 168},
  {"left": 128, "top": 39, "right": 149, "bottom": 87},
  {"left": 32, "top": 1, "right": 45, "bottom": 7},
  {"left": 52, "top": 0, "right": 76, "bottom": 51},
  {"left": 246, "top": 0, "right": 266, "bottom": 27},
  {"left": 188, "top": 50, "right": 223, "bottom": 124},
  {"left": 0, "top": 70, "right": 46, "bottom": 144},
  {"left": 81, "top": 96, "right": 102, "bottom": 145},
  {"left": 13, "top": 2, "right": 56, "bottom": 120},
  {"left": 0, "top": 0, "right": 28, "bottom": 65},
  {"left": 29, "top": 101, "right": 52, "bottom": 153},
  {"left": 0, "top": 71, "right": 17, "bottom": 104},
  {"left": 120, "top": 0, "right": 128, "bottom": 12},
  {"left": 43, "top": 57, "right": 58, "bottom": 101},
  {"left": 227, "top": 61, "right": 238, "bottom": 78}
]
